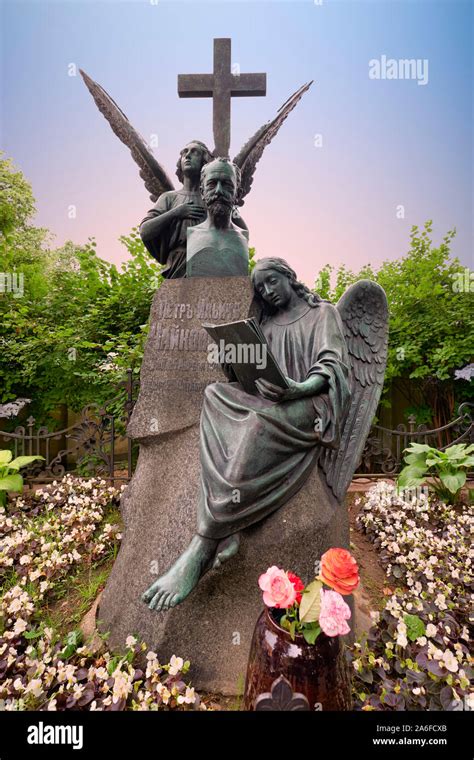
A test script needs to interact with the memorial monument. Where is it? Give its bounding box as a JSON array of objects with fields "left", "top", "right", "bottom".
[
  {"left": 81, "top": 39, "right": 388, "bottom": 694},
  {"left": 138, "top": 141, "right": 248, "bottom": 279}
]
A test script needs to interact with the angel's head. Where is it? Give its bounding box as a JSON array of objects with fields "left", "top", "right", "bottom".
[
  {"left": 200, "top": 158, "right": 241, "bottom": 228},
  {"left": 176, "top": 141, "right": 213, "bottom": 183},
  {"left": 251, "top": 257, "right": 323, "bottom": 318}
]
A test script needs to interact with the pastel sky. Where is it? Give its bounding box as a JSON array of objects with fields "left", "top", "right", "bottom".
[{"left": 1, "top": 0, "right": 472, "bottom": 285}]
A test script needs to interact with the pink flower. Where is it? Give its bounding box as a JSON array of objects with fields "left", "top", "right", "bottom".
[
  {"left": 319, "top": 589, "right": 351, "bottom": 636},
  {"left": 258, "top": 566, "right": 298, "bottom": 609}
]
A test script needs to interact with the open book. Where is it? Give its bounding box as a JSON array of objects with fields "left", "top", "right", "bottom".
[{"left": 202, "top": 317, "right": 289, "bottom": 395}]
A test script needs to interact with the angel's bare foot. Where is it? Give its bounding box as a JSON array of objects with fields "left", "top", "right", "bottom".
[
  {"left": 212, "top": 533, "right": 241, "bottom": 569},
  {"left": 142, "top": 534, "right": 218, "bottom": 611}
]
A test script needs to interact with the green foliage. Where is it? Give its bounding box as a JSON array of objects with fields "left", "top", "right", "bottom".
[
  {"left": 403, "top": 614, "right": 425, "bottom": 642},
  {"left": 298, "top": 579, "right": 322, "bottom": 624},
  {"left": 0, "top": 156, "right": 162, "bottom": 427},
  {"left": 0, "top": 153, "right": 51, "bottom": 299},
  {"left": 60, "top": 630, "right": 83, "bottom": 660},
  {"left": 0, "top": 450, "right": 44, "bottom": 507},
  {"left": 248, "top": 246, "right": 256, "bottom": 272},
  {"left": 2, "top": 155, "right": 471, "bottom": 438},
  {"left": 314, "top": 222, "right": 474, "bottom": 424},
  {"left": 398, "top": 442, "right": 474, "bottom": 505},
  {"left": 278, "top": 579, "right": 324, "bottom": 644},
  {"left": 403, "top": 405, "right": 433, "bottom": 426}
]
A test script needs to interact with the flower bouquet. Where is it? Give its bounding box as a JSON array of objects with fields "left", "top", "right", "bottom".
[{"left": 258, "top": 548, "right": 360, "bottom": 644}]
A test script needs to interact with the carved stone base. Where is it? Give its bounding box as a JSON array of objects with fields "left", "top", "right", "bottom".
[{"left": 98, "top": 427, "right": 351, "bottom": 694}]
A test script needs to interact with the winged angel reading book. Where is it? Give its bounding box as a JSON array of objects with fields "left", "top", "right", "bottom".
[{"left": 143, "top": 258, "right": 388, "bottom": 612}]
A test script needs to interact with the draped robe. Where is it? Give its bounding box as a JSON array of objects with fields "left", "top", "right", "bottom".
[{"left": 197, "top": 301, "right": 351, "bottom": 540}]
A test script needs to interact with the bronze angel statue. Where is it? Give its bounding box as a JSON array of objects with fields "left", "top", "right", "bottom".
[
  {"left": 80, "top": 70, "right": 312, "bottom": 278},
  {"left": 142, "top": 257, "right": 389, "bottom": 611}
]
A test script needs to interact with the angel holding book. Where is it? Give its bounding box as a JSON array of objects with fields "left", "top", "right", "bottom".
[{"left": 142, "top": 258, "right": 388, "bottom": 612}]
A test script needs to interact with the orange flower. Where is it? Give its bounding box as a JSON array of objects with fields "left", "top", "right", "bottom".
[{"left": 320, "top": 548, "right": 359, "bottom": 595}]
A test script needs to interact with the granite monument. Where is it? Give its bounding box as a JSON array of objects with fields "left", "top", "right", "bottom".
[{"left": 80, "top": 39, "right": 388, "bottom": 693}]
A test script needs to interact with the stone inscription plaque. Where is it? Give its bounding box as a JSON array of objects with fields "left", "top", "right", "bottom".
[{"left": 127, "top": 276, "right": 254, "bottom": 439}]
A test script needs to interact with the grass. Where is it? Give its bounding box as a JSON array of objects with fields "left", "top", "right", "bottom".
[
  {"left": 41, "top": 558, "right": 115, "bottom": 637},
  {"left": 229, "top": 673, "right": 245, "bottom": 710}
]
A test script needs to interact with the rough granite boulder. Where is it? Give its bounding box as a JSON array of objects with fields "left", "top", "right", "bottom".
[{"left": 98, "top": 432, "right": 351, "bottom": 694}]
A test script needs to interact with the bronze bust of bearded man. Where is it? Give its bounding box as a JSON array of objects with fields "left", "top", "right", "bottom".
[
  {"left": 186, "top": 157, "right": 249, "bottom": 277},
  {"left": 139, "top": 141, "right": 247, "bottom": 279}
]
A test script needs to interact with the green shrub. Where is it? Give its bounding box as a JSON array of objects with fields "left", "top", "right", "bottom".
[{"left": 398, "top": 443, "right": 474, "bottom": 505}]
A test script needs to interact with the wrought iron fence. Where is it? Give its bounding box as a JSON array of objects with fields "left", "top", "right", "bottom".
[
  {"left": 0, "top": 370, "right": 139, "bottom": 486},
  {"left": 1, "top": 370, "right": 472, "bottom": 486},
  {"left": 354, "top": 402, "right": 474, "bottom": 479}
]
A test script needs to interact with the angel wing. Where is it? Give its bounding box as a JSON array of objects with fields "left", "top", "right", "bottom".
[
  {"left": 233, "top": 81, "right": 313, "bottom": 206},
  {"left": 320, "top": 280, "right": 389, "bottom": 502},
  {"left": 79, "top": 69, "right": 175, "bottom": 202}
]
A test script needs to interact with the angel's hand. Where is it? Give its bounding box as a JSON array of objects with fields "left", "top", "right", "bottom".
[
  {"left": 174, "top": 203, "right": 206, "bottom": 221},
  {"left": 255, "top": 377, "right": 303, "bottom": 402}
]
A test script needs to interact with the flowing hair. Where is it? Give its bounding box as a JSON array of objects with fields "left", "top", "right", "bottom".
[{"left": 251, "top": 257, "right": 325, "bottom": 322}]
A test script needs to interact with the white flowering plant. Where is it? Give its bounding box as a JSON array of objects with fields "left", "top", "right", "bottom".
[
  {"left": 0, "top": 476, "right": 204, "bottom": 711},
  {"left": 347, "top": 481, "right": 473, "bottom": 711}
]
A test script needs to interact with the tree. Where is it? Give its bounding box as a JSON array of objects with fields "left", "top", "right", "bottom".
[
  {"left": 0, "top": 155, "right": 161, "bottom": 427},
  {"left": 314, "top": 222, "right": 474, "bottom": 429}
]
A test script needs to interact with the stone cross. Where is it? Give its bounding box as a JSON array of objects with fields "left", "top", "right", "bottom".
[{"left": 178, "top": 38, "right": 266, "bottom": 157}]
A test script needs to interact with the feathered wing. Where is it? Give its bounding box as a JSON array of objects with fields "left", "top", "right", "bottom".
[
  {"left": 233, "top": 81, "right": 313, "bottom": 206},
  {"left": 80, "top": 69, "right": 175, "bottom": 202},
  {"left": 320, "top": 280, "right": 389, "bottom": 502}
]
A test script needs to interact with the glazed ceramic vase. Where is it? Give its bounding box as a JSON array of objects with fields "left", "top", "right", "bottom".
[{"left": 243, "top": 607, "right": 352, "bottom": 711}]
